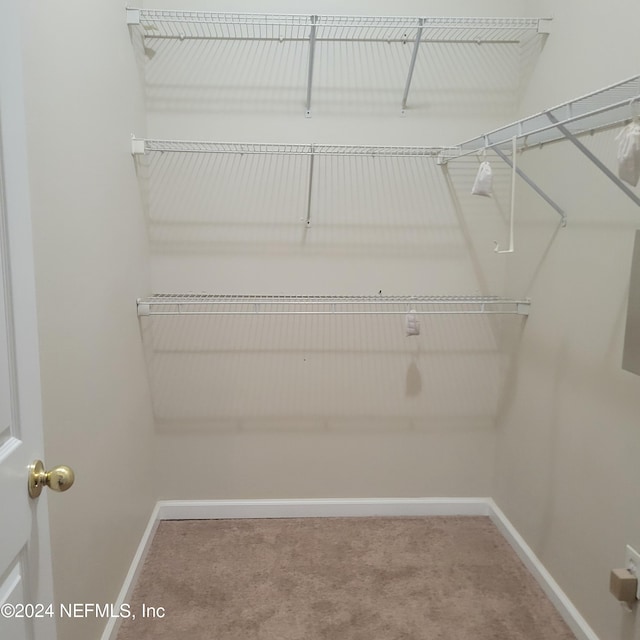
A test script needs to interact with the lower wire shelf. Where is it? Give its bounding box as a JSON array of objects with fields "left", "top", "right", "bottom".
[{"left": 136, "top": 294, "right": 531, "bottom": 316}]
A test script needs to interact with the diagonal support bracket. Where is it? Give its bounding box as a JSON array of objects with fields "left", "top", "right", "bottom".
[
  {"left": 492, "top": 146, "right": 566, "bottom": 226},
  {"left": 400, "top": 18, "right": 424, "bottom": 116},
  {"left": 546, "top": 112, "right": 640, "bottom": 208}
]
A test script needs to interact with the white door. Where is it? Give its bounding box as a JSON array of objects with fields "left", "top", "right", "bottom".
[{"left": 0, "top": 0, "right": 57, "bottom": 638}]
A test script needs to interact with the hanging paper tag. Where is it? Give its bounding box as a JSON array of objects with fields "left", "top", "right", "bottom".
[
  {"left": 405, "top": 310, "right": 420, "bottom": 336},
  {"left": 616, "top": 122, "right": 640, "bottom": 187},
  {"left": 471, "top": 161, "right": 493, "bottom": 197}
]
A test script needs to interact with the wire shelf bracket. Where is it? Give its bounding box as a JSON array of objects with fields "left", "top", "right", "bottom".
[
  {"left": 137, "top": 294, "right": 531, "bottom": 317},
  {"left": 492, "top": 145, "right": 566, "bottom": 226},
  {"left": 400, "top": 18, "right": 424, "bottom": 116},
  {"left": 126, "top": 9, "right": 550, "bottom": 116},
  {"left": 546, "top": 112, "right": 640, "bottom": 208},
  {"left": 305, "top": 144, "right": 315, "bottom": 225},
  {"left": 305, "top": 15, "right": 317, "bottom": 118}
]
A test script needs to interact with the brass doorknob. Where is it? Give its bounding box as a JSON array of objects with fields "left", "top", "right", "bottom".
[{"left": 28, "top": 460, "right": 75, "bottom": 498}]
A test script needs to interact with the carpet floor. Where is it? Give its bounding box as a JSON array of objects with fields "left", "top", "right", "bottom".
[{"left": 116, "top": 516, "right": 577, "bottom": 640}]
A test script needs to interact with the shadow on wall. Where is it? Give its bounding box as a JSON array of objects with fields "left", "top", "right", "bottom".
[
  {"left": 129, "top": 27, "right": 541, "bottom": 117},
  {"left": 133, "top": 150, "right": 515, "bottom": 259},
  {"left": 138, "top": 311, "right": 527, "bottom": 434}
]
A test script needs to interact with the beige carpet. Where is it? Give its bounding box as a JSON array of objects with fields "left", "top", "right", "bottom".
[{"left": 116, "top": 516, "right": 577, "bottom": 640}]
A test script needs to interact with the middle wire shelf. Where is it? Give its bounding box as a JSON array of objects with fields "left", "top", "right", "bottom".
[
  {"left": 132, "top": 73, "right": 640, "bottom": 223},
  {"left": 132, "top": 139, "right": 457, "bottom": 158},
  {"left": 133, "top": 65, "right": 640, "bottom": 161},
  {"left": 137, "top": 295, "right": 531, "bottom": 317}
]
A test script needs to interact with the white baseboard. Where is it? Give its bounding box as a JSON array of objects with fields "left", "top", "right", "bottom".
[
  {"left": 104, "top": 497, "right": 600, "bottom": 640},
  {"left": 100, "top": 502, "right": 161, "bottom": 640},
  {"left": 156, "top": 497, "right": 491, "bottom": 520},
  {"left": 487, "top": 499, "right": 600, "bottom": 640}
]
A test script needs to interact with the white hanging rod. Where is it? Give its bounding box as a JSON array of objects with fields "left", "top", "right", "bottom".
[
  {"left": 137, "top": 294, "right": 531, "bottom": 317},
  {"left": 131, "top": 138, "right": 458, "bottom": 158},
  {"left": 126, "top": 9, "right": 548, "bottom": 43}
]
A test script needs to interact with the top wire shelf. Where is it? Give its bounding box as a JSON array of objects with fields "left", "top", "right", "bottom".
[
  {"left": 126, "top": 9, "right": 550, "bottom": 116},
  {"left": 126, "top": 9, "right": 548, "bottom": 44},
  {"left": 137, "top": 294, "right": 531, "bottom": 317}
]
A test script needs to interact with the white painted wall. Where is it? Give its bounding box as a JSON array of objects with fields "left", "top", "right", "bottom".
[
  {"left": 20, "top": 0, "right": 640, "bottom": 637},
  {"left": 138, "top": 0, "right": 530, "bottom": 500},
  {"left": 19, "top": 2, "right": 155, "bottom": 639},
  {"left": 494, "top": 1, "right": 640, "bottom": 639}
]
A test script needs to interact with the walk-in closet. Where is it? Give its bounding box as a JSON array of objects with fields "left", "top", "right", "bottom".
[{"left": 1, "top": 1, "right": 640, "bottom": 639}]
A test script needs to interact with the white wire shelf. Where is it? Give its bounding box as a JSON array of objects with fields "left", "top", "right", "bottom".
[
  {"left": 126, "top": 9, "right": 547, "bottom": 44},
  {"left": 130, "top": 75, "right": 640, "bottom": 226},
  {"left": 450, "top": 74, "right": 640, "bottom": 155},
  {"left": 132, "top": 138, "right": 457, "bottom": 158},
  {"left": 137, "top": 295, "right": 531, "bottom": 317},
  {"left": 135, "top": 65, "right": 640, "bottom": 161},
  {"left": 127, "top": 9, "right": 550, "bottom": 116},
  {"left": 442, "top": 73, "right": 640, "bottom": 212}
]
